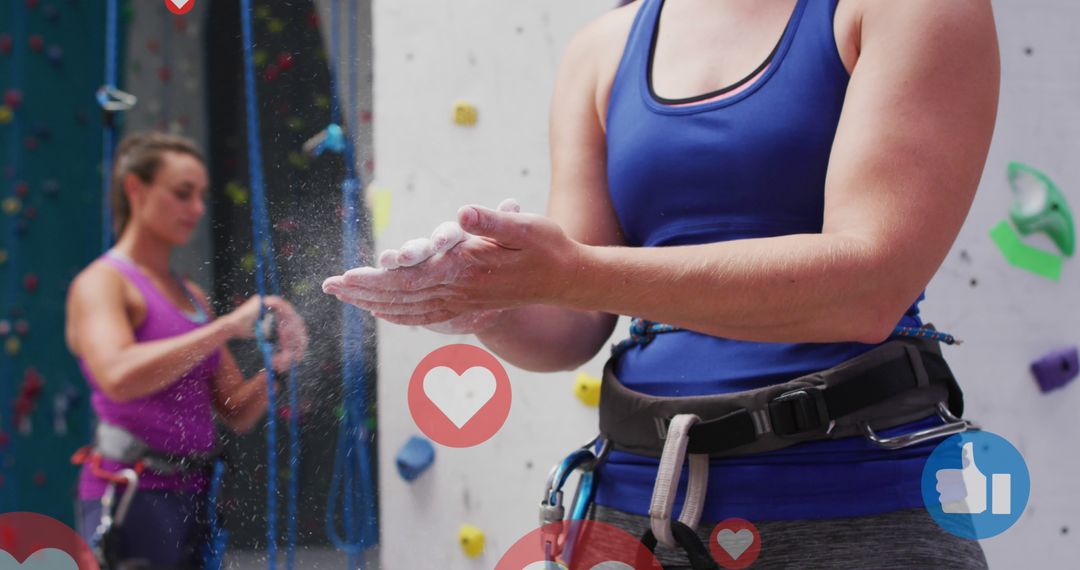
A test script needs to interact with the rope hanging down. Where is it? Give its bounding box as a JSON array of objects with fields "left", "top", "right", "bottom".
[
  {"left": 322, "top": 0, "right": 379, "bottom": 565},
  {"left": 239, "top": 2, "right": 302, "bottom": 568}
]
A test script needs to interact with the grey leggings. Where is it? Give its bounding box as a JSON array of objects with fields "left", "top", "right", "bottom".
[{"left": 591, "top": 504, "right": 988, "bottom": 569}]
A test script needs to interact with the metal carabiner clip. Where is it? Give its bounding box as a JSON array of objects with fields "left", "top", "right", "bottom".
[
  {"left": 95, "top": 86, "right": 137, "bottom": 112},
  {"left": 538, "top": 437, "right": 611, "bottom": 563},
  {"left": 862, "top": 403, "right": 980, "bottom": 450}
]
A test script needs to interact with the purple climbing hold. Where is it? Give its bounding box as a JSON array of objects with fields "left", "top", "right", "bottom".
[
  {"left": 42, "top": 179, "right": 59, "bottom": 196},
  {"left": 1031, "top": 346, "right": 1079, "bottom": 393},
  {"left": 46, "top": 45, "right": 63, "bottom": 67}
]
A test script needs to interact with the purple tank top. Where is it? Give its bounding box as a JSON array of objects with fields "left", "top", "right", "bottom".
[{"left": 77, "top": 253, "right": 221, "bottom": 500}]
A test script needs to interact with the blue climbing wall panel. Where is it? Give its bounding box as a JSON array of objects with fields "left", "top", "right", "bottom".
[{"left": 0, "top": 0, "right": 115, "bottom": 524}]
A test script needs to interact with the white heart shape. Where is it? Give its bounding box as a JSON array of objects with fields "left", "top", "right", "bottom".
[
  {"left": 422, "top": 366, "right": 496, "bottom": 428},
  {"left": 0, "top": 548, "right": 79, "bottom": 570},
  {"left": 170, "top": 0, "right": 191, "bottom": 8},
  {"left": 716, "top": 529, "right": 754, "bottom": 560},
  {"left": 522, "top": 562, "right": 568, "bottom": 570}
]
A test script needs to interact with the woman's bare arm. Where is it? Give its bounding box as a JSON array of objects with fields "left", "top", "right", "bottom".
[
  {"left": 67, "top": 263, "right": 238, "bottom": 402},
  {"left": 474, "top": 13, "right": 635, "bottom": 372},
  {"left": 556, "top": 0, "right": 999, "bottom": 344}
]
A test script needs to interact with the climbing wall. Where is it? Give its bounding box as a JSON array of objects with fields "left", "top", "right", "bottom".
[
  {"left": 0, "top": 0, "right": 108, "bottom": 524},
  {"left": 371, "top": 1, "right": 626, "bottom": 568},
  {"left": 371, "top": 0, "right": 1079, "bottom": 568},
  {"left": 920, "top": 1, "right": 1080, "bottom": 565}
]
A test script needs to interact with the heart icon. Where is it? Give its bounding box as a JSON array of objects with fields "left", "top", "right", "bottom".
[
  {"left": 715, "top": 529, "right": 754, "bottom": 560},
  {"left": 0, "top": 548, "right": 78, "bottom": 570},
  {"left": 422, "top": 366, "right": 497, "bottom": 428},
  {"left": 169, "top": 0, "right": 191, "bottom": 8},
  {"left": 409, "top": 344, "right": 512, "bottom": 448},
  {"left": 708, "top": 518, "right": 761, "bottom": 569}
]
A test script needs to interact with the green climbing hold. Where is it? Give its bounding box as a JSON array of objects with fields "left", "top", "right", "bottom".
[{"left": 1007, "top": 162, "right": 1075, "bottom": 256}]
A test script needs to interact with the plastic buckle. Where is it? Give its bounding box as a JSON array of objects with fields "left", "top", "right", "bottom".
[{"left": 768, "top": 388, "right": 829, "bottom": 436}]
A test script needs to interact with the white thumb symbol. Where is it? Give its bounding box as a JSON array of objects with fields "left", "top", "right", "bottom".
[{"left": 937, "top": 441, "right": 987, "bottom": 514}]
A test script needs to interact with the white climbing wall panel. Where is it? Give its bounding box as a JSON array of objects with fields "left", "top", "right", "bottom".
[{"left": 371, "top": 1, "right": 1080, "bottom": 567}]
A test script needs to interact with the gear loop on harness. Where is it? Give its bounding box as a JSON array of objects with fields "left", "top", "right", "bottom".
[{"left": 648, "top": 414, "right": 709, "bottom": 549}]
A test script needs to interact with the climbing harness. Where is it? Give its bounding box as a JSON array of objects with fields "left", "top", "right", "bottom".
[
  {"left": 71, "top": 422, "right": 225, "bottom": 569},
  {"left": 543, "top": 320, "right": 980, "bottom": 563}
]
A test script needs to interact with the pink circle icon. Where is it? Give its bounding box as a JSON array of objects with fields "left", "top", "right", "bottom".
[
  {"left": 164, "top": 0, "right": 195, "bottom": 15},
  {"left": 496, "top": 520, "right": 662, "bottom": 570},
  {"left": 709, "top": 518, "right": 761, "bottom": 569},
  {"left": 0, "top": 512, "right": 99, "bottom": 569},
  {"left": 408, "top": 344, "right": 511, "bottom": 448}
]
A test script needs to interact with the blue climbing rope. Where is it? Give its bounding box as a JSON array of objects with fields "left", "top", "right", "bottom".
[
  {"left": 101, "top": 0, "right": 118, "bottom": 251},
  {"left": 239, "top": 2, "right": 302, "bottom": 568},
  {"left": 323, "top": 0, "right": 378, "bottom": 565},
  {"left": 611, "top": 318, "right": 961, "bottom": 358},
  {"left": 0, "top": 0, "right": 29, "bottom": 517}
]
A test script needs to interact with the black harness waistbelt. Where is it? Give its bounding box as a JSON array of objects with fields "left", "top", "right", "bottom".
[{"left": 598, "top": 335, "right": 965, "bottom": 458}]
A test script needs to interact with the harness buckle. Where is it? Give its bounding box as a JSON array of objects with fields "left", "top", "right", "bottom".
[{"left": 768, "top": 388, "right": 829, "bottom": 436}]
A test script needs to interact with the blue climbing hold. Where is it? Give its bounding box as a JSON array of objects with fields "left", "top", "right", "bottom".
[{"left": 395, "top": 436, "right": 435, "bottom": 482}]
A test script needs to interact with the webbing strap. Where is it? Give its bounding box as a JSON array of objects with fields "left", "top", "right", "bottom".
[
  {"left": 649, "top": 415, "right": 709, "bottom": 548},
  {"left": 683, "top": 341, "right": 959, "bottom": 455}
]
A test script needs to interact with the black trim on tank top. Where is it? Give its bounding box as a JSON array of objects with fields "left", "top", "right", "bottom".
[{"left": 647, "top": 0, "right": 790, "bottom": 105}]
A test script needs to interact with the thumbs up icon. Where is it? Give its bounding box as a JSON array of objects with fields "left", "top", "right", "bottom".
[{"left": 936, "top": 442, "right": 988, "bottom": 514}]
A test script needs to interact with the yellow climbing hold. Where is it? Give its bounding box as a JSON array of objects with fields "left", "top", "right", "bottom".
[
  {"left": 575, "top": 372, "right": 602, "bottom": 407},
  {"left": 2, "top": 197, "right": 20, "bottom": 216},
  {"left": 241, "top": 253, "right": 256, "bottom": 273},
  {"left": 226, "top": 181, "right": 249, "bottom": 206},
  {"left": 267, "top": 19, "right": 285, "bottom": 34},
  {"left": 287, "top": 152, "right": 309, "bottom": 170},
  {"left": 0, "top": 105, "right": 13, "bottom": 125},
  {"left": 458, "top": 523, "right": 485, "bottom": 558},
  {"left": 369, "top": 187, "right": 392, "bottom": 238},
  {"left": 253, "top": 50, "right": 269, "bottom": 68},
  {"left": 452, "top": 100, "right": 478, "bottom": 126},
  {"left": 5, "top": 336, "right": 19, "bottom": 356},
  {"left": 0, "top": 249, "right": 7, "bottom": 265}
]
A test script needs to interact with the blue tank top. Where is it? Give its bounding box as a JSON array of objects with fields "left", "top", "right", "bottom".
[{"left": 595, "top": 0, "right": 939, "bottom": 521}]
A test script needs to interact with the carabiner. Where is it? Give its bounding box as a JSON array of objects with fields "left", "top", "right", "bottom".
[
  {"left": 538, "top": 437, "right": 611, "bottom": 563},
  {"left": 95, "top": 86, "right": 137, "bottom": 112}
]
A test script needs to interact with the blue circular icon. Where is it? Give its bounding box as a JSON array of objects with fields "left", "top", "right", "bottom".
[{"left": 921, "top": 431, "right": 1030, "bottom": 539}]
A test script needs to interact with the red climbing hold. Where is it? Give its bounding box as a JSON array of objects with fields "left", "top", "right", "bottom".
[
  {"left": 23, "top": 136, "right": 38, "bottom": 151},
  {"left": 26, "top": 0, "right": 40, "bottom": 10},
  {"left": 277, "top": 52, "right": 295, "bottom": 71},
  {"left": 4, "top": 89, "right": 22, "bottom": 109},
  {"left": 174, "top": 17, "right": 189, "bottom": 33},
  {"left": 14, "top": 181, "right": 28, "bottom": 198},
  {"left": 0, "top": 34, "right": 12, "bottom": 55},
  {"left": 33, "top": 472, "right": 46, "bottom": 487},
  {"left": 22, "top": 206, "right": 36, "bottom": 219},
  {"left": 159, "top": 66, "right": 172, "bottom": 82},
  {"left": 14, "top": 319, "right": 29, "bottom": 336},
  {"left": 23, "top": 274, "right": 39, "bottom": 293},
  {"left": 263, "top": 64, "right": 281, "bottom": 82},
  {"left": 28, "top": 35, "right": 44, "bottom": 53},
  {"left": 146, "top": 39, "right": 160, "bottom": 54}
]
